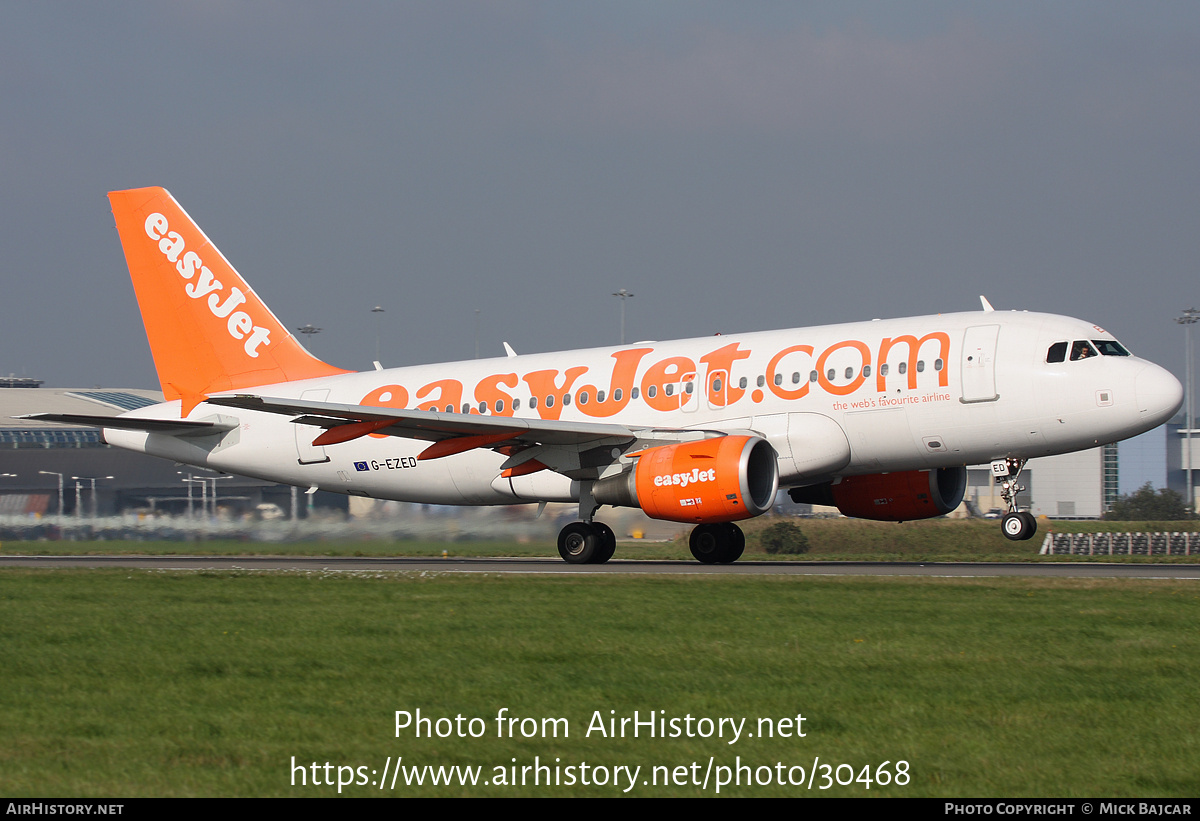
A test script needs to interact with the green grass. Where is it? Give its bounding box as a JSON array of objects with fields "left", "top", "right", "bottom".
[
  {"left": 6, "top": 516, "right": 1200, "bottom": 562},
  {"left": 742, "top": 517, "right": 1200, "bottom": 562},
  {"left": 2, "top": 570, "right": 1198, "bottom": 796}
]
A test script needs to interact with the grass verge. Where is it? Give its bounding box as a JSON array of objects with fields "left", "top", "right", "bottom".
[
  {"left": 1, "top": 569, "right": 1197, "bottom": 796},
  {"left": 5, "top": 516, "right": 1199, "bottom": 563}
]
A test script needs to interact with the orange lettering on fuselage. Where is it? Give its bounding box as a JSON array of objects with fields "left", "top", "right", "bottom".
[
  {"left": 816, "top": 340, "right": 871, "bottom": 397},
  {"left": 766, "top": 345, "right": 814, "bottom": 401},
  {"left": 577, "top": 348, "right": 653, "bottom": 418},
  {"left": 523, "top": 367, "right": 588, "bottom": 421},
  {"left": 474, "top": 373, "right": 519, "bottom": 417},
  {"left": 876, "top": 333, "right": 951, "bottom": 391},
  {"left": 699, "top": 343, "right": 752, "bottom": 407},
  {"left": 416, "top": 379, "right": 464, "bottom": 412},
  {"left": 350, "top": 329, "right": 955, "bottom": 426},
  {"left": 641, "top": 356, "right": 695, "bottom": 412}
]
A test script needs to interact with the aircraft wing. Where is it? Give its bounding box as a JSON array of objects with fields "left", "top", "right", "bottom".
[
  {"left": 206, "top": 394, "right": 642, "bottom": 443},
  {"left": 204, "top": 394, "right": 727, "bottom": 478}
]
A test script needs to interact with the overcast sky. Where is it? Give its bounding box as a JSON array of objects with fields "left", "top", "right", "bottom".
[{"left": 2, "top": 2, "right": 1198, "bottom": 397}]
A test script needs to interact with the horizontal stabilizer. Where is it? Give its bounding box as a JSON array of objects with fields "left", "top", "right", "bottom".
[{"left": 15, "top": 413, "right": 235, "bottom": 437}]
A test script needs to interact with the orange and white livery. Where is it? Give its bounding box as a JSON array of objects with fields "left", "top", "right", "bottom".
[{"left": 27, "top": 187, "right": 1185, "bottom": 562}]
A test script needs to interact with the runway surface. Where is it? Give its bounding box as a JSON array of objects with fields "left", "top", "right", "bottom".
[{"left": 2, "top": 555, "right": 1199, "bottom": 579}]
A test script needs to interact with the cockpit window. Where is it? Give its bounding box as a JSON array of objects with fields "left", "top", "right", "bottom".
[
  {"left": 1046, "top": 342, "right": 1067, "bottom": 363},
  {"left": 1070, "top": 340, "right": 1098, "bottom": 361},
  {"left": 1092, "top": 340, "right": 1130, "bottom": 357}
]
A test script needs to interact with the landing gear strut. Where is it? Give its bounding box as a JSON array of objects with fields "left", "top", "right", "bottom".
[
  {"left": 557, "top": 521, "right": 616, "bottom": 564},
  {"left": 995, "top": 458, "right": 1037, "bottom": 541},
  {"left": 689, "top": 522, "right": 746, "bottom": 564}
]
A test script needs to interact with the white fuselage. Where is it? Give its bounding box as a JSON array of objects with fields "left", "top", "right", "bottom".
[{"left": 105, "top": 310, "right": 1183, "bottom": 506}]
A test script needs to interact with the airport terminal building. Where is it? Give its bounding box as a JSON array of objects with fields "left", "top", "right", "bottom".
[{"left": 0, "top": 381, "right": 315, "bottom": 518}]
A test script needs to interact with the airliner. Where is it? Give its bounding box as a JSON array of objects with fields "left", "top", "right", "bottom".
[{"left": 25, "top": 188, "right": 1184, "bottom": 563}]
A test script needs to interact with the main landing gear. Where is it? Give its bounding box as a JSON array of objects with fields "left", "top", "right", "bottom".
[
  {"left": 689, "top": 522, "right": 745, "bottom": 564},
  {"left": 995, "top": 457, "right": 1037, "bottom": 542},
  {"left": 555, "top": 519, "right": 747, "bottom": 565},
  {"left": 558, "top": 486, "right": 618, "bottom": 564},
  {"left": 558, "top": 485, "right": 747, "bottom": 565},
  {"left": 557, "top": 521, "right": 617, "bottom": 564}
]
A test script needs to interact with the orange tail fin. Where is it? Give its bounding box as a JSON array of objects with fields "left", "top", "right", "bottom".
[{"left": 108, "top": 187, "right": 349, "bottom": 414}]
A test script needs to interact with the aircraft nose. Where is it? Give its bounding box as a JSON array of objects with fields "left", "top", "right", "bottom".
[{"left": 1135, "top": 364, "right": 1184, "bottom": 425}]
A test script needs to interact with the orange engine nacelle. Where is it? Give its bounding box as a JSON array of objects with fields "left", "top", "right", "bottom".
[
  {"left": 593, "top": 436, "right": 779, "bottom": 523},
  {"left": 827, "top": 467, "right": 966, "bottom": 521}
]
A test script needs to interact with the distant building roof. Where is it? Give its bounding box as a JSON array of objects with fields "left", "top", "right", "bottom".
[{"left": 0, "top": 388, "right": 164, "bottom": 443}]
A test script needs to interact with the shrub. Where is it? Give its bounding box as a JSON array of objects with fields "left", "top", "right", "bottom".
[
  {"left": 759, "top": 521, "right": 810, "bottom": 554},
  {"left": 1105, "top": 482, "right": 1192, "bottom": 521}
]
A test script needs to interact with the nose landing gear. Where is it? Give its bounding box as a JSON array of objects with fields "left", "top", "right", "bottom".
[
  {"left": 1001, "top": 510, "right": 1037, "bottom": 541},
  {"left": 994, "top": 458, "right": 1037, "bottom": 541}
]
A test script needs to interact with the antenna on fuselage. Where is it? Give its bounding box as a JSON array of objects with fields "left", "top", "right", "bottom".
[{"left": 980, "top": 296, "right": 996, "bottom": 312}]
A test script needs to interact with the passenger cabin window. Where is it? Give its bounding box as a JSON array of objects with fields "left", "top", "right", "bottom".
[
  {"left": 1070, "top": 340, "right": 1098, "bottom": 361},
  {"left": 1093, "top": 340, "right": 1130, "bottom": 357},
  {"left": 1046, "top": 342, "right": 1067, "bottom": 363}
]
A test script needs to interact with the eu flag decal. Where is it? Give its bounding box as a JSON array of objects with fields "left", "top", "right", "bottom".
[{"left": 354, "top": 461, "right": 370, "bottom": 472}]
